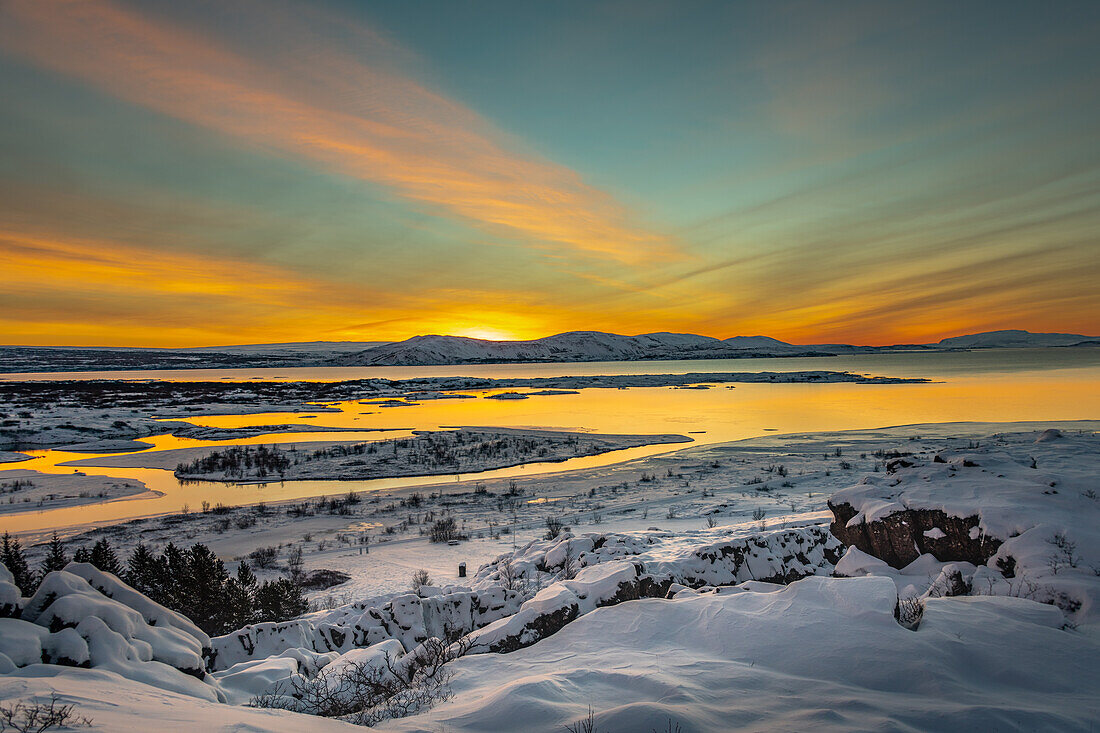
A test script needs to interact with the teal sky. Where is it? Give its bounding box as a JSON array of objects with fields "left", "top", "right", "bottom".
[{"left": 1, "top": 0, "right": 1097, "bottom": 346}]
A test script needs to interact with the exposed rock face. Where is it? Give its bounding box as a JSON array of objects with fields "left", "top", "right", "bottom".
[
  {"left": 470, "top": 588, "right": 580, "bottom": 654},
  {"left": 825, "top": 430, "right": 1100, "bottom": 630},
  {"left": 828, "top": 501, "right": 1001, "bottom": 568}
]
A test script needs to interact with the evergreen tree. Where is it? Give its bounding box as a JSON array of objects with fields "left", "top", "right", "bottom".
[
  {"left": 224, "top": 561, "right": 259, "bottom": 631},
  {"left": 72, "top": 545, "right": 91, "bottom": 564},
  {"left": 184, "top": 543, "right": 231, "bottom": 635},
  {"left": 89, "top": 538, "right": 123, "bottom": 576},
  {"left": 124, "top": 543, "right": 163, "bottom": 599},
  {"left": 40, "top": 533, "right": 68, "bottom": 577},
  {"left": 256, "top": 578, "right": 308, "bottom": 622},
  {"left": 160, "top": 542, "right": 188, "bottom": 611},
  {"left": 1, "top": 532, "right": 34, "bottom": 596}
]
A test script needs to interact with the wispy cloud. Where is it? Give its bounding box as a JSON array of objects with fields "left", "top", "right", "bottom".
[{"left": 0, "top": 0, "right": 676, "bottom": 264}]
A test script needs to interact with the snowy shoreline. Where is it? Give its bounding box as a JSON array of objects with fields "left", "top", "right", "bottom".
[
  {"left": 0, "top": 469, "right": 159, "bottom": 516},
  {"left": 62, "top": 429, "right": 692, "bottom": 483}
]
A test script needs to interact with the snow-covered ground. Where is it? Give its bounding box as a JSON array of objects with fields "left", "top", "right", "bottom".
[
  {"left": 378, "top": 577, "right": 1099, "bottom": 732},
  {"left": 13, "top": 424, "right": 927, "bottom": 602},
  {"left": 2, "top": 422, "right": 1098, "bottom": 731},
  {"left": 0, "top": 469, "right": 154, "bottom": 515}
]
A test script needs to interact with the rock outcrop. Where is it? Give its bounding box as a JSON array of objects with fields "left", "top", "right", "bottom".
[
  {"left": 828, "top": 501, "right": 1000, "bottom": 568},
  {"left": 826, "top": 432, "right": 1100, "bottom": 626}
]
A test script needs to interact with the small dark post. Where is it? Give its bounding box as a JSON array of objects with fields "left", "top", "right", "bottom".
[{"left": 458, "top": 562, "right": 467, "bottom": 578}]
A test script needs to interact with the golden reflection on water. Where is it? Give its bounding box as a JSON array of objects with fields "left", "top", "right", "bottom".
[{"left": 2, "top": 361, "right": 1098, "bottom": 535}]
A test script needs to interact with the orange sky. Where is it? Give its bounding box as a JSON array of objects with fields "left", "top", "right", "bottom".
[{"left": 0, "top": 0, "right": 1097, "bottom": 347}]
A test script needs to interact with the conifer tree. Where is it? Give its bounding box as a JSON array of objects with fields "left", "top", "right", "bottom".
[
  {"left": 1, "top": 532, "right": 34, "bottom": 596},
  {"left": 256, "top": 578, "right": 308, "bottom": 622},
  {"left": 89, "top": 538, "right": 123, "bottom": 576},
  {"left": 40, "top": 533, "right": 68, "bottom": 576},
  {"left": 223, "top": 561, "right": 259, "bottom": 630},
  {"left": 185, "top": 543, "right": 231, "bottom": 634},
  {"left": 125, "top": 543, "right": 163, "bottom": 598},
  {"left": 160, "top": 543, "right": 188, "bottom": 610}
]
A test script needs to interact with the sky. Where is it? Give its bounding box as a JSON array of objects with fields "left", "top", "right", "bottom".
[{"left": 0, "top": 0, "right": 1097, "bottom": 347}]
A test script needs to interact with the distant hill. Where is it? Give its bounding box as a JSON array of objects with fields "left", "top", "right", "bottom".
[
  {"left": 333, "top": 331, "right": 867, "bottom": 366},
  {"left": 934, "top": 330, "right": 1097, "bottom": 349}
]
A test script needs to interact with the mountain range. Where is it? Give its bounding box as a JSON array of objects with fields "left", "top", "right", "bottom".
[
  {"left": 1, "top": 329, "right": 1094, "bottom": 373},
  {"left": 333, "top": 329, "right": 1098, "bottom": 366}
]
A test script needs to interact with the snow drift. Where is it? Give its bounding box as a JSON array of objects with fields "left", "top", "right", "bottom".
[
  {"left": 380, "top": 576, "right": 1100, "bottom": 732},
  {"left": 0, "top": 562, "right": 221, "bottom": 702}
]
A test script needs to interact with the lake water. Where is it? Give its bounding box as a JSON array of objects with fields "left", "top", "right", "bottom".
[{"left": 2, "top": 348, "right": 1097, "bottom": 534}]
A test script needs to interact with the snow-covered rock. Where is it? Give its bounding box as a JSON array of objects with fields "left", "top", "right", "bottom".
[
  {"left": 210, "top": 525, "right": 840, "bottom": 669},
  {"left": 0, "top": 562, "right": 223, "bottom": 702},
  {"left": 829, "top": 431, "right": 1100, "bottom": 628},
  {"left": 208, "top": 585, "right": 524, "bottom": 671}
]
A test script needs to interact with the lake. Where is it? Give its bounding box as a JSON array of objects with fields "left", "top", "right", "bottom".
[{"left": 2, "top": 348, "right": 1097, "bottom": 534}]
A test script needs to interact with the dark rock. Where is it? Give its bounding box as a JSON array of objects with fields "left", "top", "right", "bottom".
[
  {"left": 828, "top": 501, "right": 1001, "bottom": 568},
  {"left": 484, "top": 602, "right": 579, "bottom": 654},
  {"left": 300, "top": 568, "right": 351, "bottom": 591}
]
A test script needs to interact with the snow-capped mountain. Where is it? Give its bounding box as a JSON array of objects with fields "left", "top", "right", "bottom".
[
  {"left": 333, "top": 328, "right": 1096, "bottom": 366},
  {"left": 333, "top": 331, "right": 832, "bottom": 366}
]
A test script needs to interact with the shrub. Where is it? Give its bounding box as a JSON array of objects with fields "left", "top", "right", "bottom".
[
  {"left": 544, "top": 516, "right": 565, "bottom": 540},
  {"left": 252, "top": 634, "right": 469, "bottom": 725},
  {"left": 895, "top": 596, "right": 924, "bottom": 629},
  {"left": 410, "top": 569, "right": 432, "bottom": 594},
  {"left": 0, "top": 694, "right": 93, "bottom": 732},
  {"left": 249, "top": 546, "right": 278, "bottom": 569},
  {"left": 300, "top": 568, "right": 351, "bottom": 591},
  {"left": 565, "top": 706, "right": 598, "bottom": 733},
  {"left": 429, "top": 517, "right": 460, "bottom": 543}
]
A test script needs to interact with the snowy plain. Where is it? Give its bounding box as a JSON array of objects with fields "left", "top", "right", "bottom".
[{"left": 1, "top": 419, "right": 1097, "bottom": 731}]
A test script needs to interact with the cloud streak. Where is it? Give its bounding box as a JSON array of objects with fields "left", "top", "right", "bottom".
[{"left": 0, "top": 0, "right": 675, "bottom": 264}]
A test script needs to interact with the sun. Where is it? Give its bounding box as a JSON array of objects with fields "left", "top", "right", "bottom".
[{"left": 450, "top": 326, "right": 520, "bottom": 342}]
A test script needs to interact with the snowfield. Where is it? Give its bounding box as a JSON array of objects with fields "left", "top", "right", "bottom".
[
  {"left": 378, "top": 577, "right": 1098, "bottom": 733},
  {"left": 1, "top": 423, "right": 1098, "bottom": 731},
  {"left": 2, "top": 574, "right": 1096, "bottom": 732}
]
